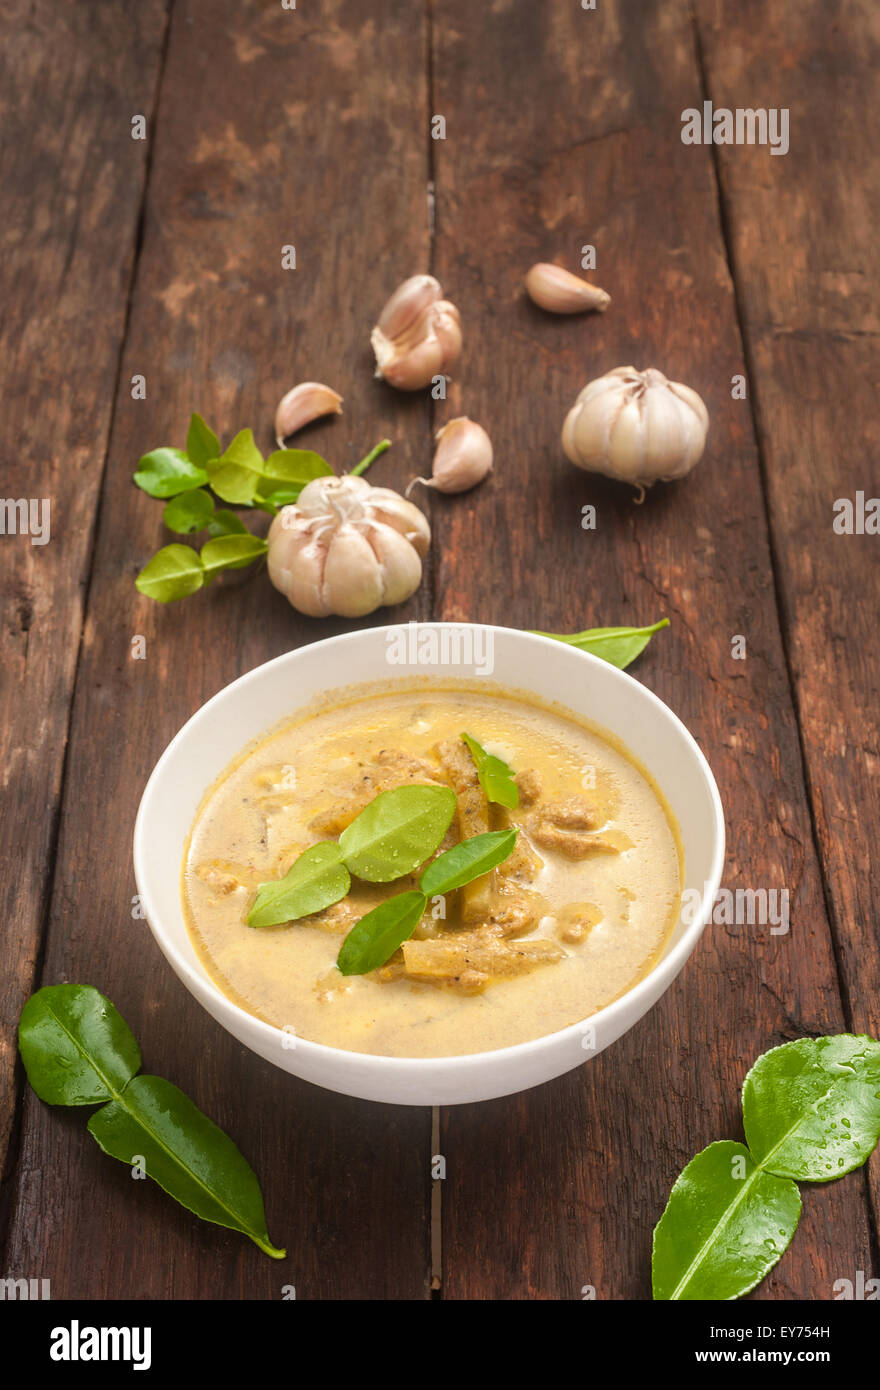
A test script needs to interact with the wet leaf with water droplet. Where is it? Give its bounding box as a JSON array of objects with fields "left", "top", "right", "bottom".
[
  {"left": 652, "top": 1141, "right": 801, "bottom": 1300},
  {"left": 743, "top": 1035, "right": 880, "bottom": 1182}
]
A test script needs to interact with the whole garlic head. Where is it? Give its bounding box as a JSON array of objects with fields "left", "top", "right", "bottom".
[
  {"left": 371, "top": 274, "right": 462, "bottom": 391},
  {"left": 267, "top": 474, "right": 431, "bottom": 618},
  {"left": 562, "top": 367, "right": 709, "bottom": 491}
]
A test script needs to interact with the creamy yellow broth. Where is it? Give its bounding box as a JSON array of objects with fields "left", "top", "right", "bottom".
[{"left": 182, "top": 684, "right": 682, "bottom": 1056}]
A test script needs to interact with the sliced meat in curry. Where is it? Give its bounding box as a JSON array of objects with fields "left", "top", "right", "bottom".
[
  {"left": 527, "top": 794, "right": 621, "bottom": 859},
  {"left": 309, "top": 747, "right": 444, "bottom": 836}
]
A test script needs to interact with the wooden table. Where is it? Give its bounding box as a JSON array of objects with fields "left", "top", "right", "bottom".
[{"left": 2, "top": 0, "right": 878, "bottom": 1300}]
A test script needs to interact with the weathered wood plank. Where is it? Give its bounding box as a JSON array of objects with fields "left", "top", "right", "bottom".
[
  {"left": 431, "top": 0, "right": 871, "bottom": 1299},
  {"left": 0, "top": 0, "right": 169, "bottom": 1180},
  {"left": 693, "top": 0, "right": 880, "bottom": 1230},
  {"left": 4, "top": 0, "right": 434, "bottom": 1298}
]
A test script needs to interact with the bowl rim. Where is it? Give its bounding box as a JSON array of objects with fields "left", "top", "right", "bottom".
[{"left": 133, "top": 622, "right": 725, "bottom": 1076}]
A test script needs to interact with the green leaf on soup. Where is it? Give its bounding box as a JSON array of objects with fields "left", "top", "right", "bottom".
[
  {"left": 162, "top": 487, "right": 215, "bottom": 534},
  {"left": 652, "top": 1141, "right": 801, "bottom": 1301},
  {"left": 742, "top": 1035, "right": 880, "bottom": 1182},
  {"left": 207, "top": 509, "right": 249, "bottom": 538},
  {"left": 420, "top": 829, "right": 518, "bottom": 898},
  {"left": 337, "top": 891, "right": 427, "bottom": 976},
  {"left": 338, "top": 785, "right": 457, "bottom": 883},
  {"left": 185, "top": 412, "right": 221, "bottom": 466},
  {"left": 87, "top": 1075, "right": 285, "bottom": 1258},
  {"left": 134, "top": 447, "right": 209, "bottom": 499},
  {"left": 461, "top": 732, "right": 519, "bottom": 809},
  {"left": 200, "top": 533, "right": 268, "bottom": 576},
  {"left": 248, "top": 842, "right": 351, "bottom": 929},
  {"left": 136, "top": 544, "right": 205, "bottom": 603},
  {"left": 530, "top": 619, "right": 670, "bottom": 670},
  {"left": 18, "top": 984, "right": 141, "bottom": 1106}
]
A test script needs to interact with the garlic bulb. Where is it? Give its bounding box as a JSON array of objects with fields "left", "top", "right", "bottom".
[
  {"left": 267, "top": 474, "right": 431, "bottom": 618},
  {"left": 408, "top": 417, "right": 493, "bottom": 495},
  {"left": 525, "top": 263, "right": 610, "bottom": 314},
  {"left": 562, "top": 366, "right": 708, "bottom": 493},
  {"left": 274, "top": 382, "right": 342, "bottom": 449},
  {"left": 371, "top": 274, "right": 462, "bottom": 390}
]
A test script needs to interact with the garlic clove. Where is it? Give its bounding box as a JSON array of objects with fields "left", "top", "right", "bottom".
[
  {"left": 525, "top": 262, "right": 611, "bottom": 315},
  {"left": 274, "top": 382, "right": 343, "bottom": 449},
  {"left": 376, "top": 274, "right": 442, "bottom": 339},
  {"left": 430, "top": 300, "right": 463, "bottom": 367},
  {"left": 323, "top": 524, "right": 387, "bottom": 618},
  {"left": 410, "top": 416, "right": 493, "bottom": 495},
  {"left": 371, "top": 278, "right": 462, "bottom": 391},
  {"left": 267, "top": 519, "right": 328, "bottom": 617},
  {"left": 367, "top": 488, "right": 432, "bottom": 554},
  {"left": 669, "top": 380, "right": 710, "bottom": 437},
  {"left": 374, "top": 329, "right": 446, "bottom": 391},
  {"left": 562, "top": 389, "right": 619, "bottom": 469},
  {"left": 608, "top": 399, "right": 648, "bottom": 481},
  {"left": 641, "top": 387, "right": 687, "bottom": 476},
  {"left": 367, "top": 521, "right": 424, "bottom": 606}
]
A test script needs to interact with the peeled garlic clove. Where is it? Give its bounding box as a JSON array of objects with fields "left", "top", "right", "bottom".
[
  {"left": 274, "top": 382, "right": 343, "bottom": 449},
  {"left": 562, "top": 366, "right": 708, "bottom": 493},
  {"left": 409, "top": 417, "right": 493, "bottom": 495},
  {"left": 525, "top": 263, "right": 610, "bottom": 315},
  {"left": 371, "top": 277, "right": 462, "bottom": 391}
]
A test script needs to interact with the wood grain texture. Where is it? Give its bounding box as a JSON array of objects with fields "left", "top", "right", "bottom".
[
  {"left": 692, "top": 0, "right": 880, "bottom": 1228},
  {"left": 430, "top": 0, "right": 873, "bottom": 1299},
  {"left": 2, "top": 0, "right": 876, "bottom": 1303},
  {"left": 3, "top": 0, "right": 434, "bottom": 1298},
  {"left": 0, "top": 0, "right": 169, "bottom": 1179}
]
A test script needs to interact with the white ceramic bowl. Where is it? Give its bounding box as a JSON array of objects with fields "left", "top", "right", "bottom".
[{"left": 134, "top": 623, "right": 724, "bottom": 1105}]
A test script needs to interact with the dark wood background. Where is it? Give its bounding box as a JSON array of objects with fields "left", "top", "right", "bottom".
[{"left": 1, "top": 0, "right": 877, "bottom": 1299}]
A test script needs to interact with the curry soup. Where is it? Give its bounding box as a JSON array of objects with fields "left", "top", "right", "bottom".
[{"left": 182, "top": 685, "right": 683, "bottom": 1056}]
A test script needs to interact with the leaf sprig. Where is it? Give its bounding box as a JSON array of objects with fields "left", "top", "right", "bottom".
[
  {"left": 134, "top": 413, "right": 332, "bottom": 513},
  {"left": 337, "top": 828, "right": 518, "bottom": 976},
  {"left": 652, "top": 1035, "right": 880, "bottom": 1300},
  {"left": 247, "top": 785, "right": 456, "bottom": 928},
  {"left": 133, "top": 412, "right": 334, "bottom": 605},
  {"left": 18, "top": 985, "right": 285, "bottom": 1258},
  {"left": 530, "top": 618, "right": 669, "bottom": 669},
  {"left": 133, "top": 416, "right": 394, "bottom": 605}
]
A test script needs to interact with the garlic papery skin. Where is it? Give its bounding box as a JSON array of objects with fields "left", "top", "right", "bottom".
[
  {"left": 525, "top": 263, "right": 611, "bottom": 315},
  {"left": 267, "top": 474, "right": 431, "bottom": 618},
  {"left": 409, "top": 417, "right": 493, "bottom": 495},
  {"left": 274, "top": 382, "right": 343, "bottom": 449},
  {"left": 561, "top": 366, "right": 709, "bottom": 492},
  {"left": 371, "top": 275, "right": 462, "bottom": 390}
]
